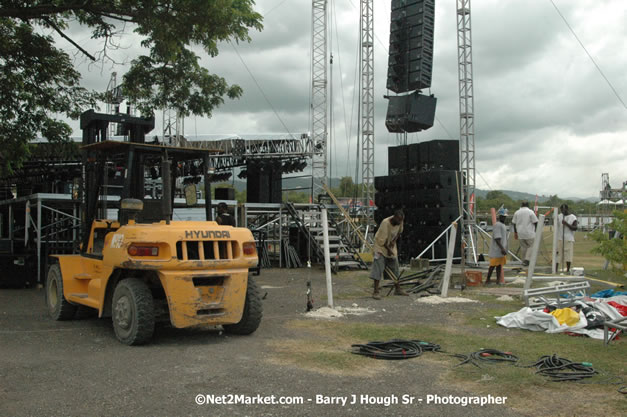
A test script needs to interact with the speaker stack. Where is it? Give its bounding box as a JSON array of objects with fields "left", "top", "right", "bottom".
[
  {"left": 375, "top": 139, "right": 461, "bottom": 262},
  {"left": 246, "top": 161, "right": 282, "bottom": 203}
]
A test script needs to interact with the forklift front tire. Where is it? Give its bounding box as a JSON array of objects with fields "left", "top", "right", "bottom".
[{"left": 46, "top": 264, "right": 77, "bottom": 321}]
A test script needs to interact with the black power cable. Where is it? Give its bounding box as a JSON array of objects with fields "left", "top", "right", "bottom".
[
  {"left": 453, "top": 349, "right": 519, "bottom": 368},
  {"left": 524, "top": 355, "right": 626, "bottom": 394},
  {"left": 351, "top": 339, "right": 441, "bottom": 360},
  {"left": 524, "top": 354, "right": 598, "bottom": 382}
]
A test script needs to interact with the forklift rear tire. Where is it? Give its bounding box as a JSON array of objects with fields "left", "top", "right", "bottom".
[
  {"left": 111, "top": 278, "right": 155, "bottom": 345},
  {"left": 46, "top": 264, "right": 77, "bottom": 321},
  {"left": 223, "top": 276, "right": 263, "bottom": 335}
]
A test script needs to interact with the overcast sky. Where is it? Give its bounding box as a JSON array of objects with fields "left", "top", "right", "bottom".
[{"left": 63, "top": 0, "right": 627, "bottom": 199}]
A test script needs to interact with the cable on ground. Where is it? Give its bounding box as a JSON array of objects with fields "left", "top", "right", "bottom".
[
  {"left": 351, "top": 339, "right": 441, "bottom": 360},
  {"left": 452, "top": 349, "right": 519, "bottom": 368},
  {"left": 523, "top": 354, "right": 598, "bottom": 382}
]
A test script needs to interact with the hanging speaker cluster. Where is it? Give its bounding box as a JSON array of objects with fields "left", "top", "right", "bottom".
[
  {"left": 387, "top": 0, "right": 435, "bottom": 93},
  {"left": 385, "top": 0, "right": 437, "bottom": 134}
]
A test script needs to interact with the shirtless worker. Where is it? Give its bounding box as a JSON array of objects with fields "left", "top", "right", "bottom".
[{"left": 369, "top": 210, "right": 409, "bottom": 299}]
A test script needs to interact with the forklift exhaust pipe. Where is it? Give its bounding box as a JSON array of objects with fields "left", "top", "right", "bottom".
[{"left": 161, "top": 156, "right": 172, "bottom": 223}]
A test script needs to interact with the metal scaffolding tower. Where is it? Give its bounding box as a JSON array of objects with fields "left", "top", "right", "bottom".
[
  {"left": 162, "top": 108, "right": 184, "bottom": 145},
  {"left": 311, "top": 0, "right": 328, "bottom": 193},
  {"left": 104, "top": 72, "right": 123, "bottom": 139},
  {"left": 457, "top": 0, "right": 477, "bottom": 262},
  {"left": 360, "top": 0, "right": 375, "bottom": 222}
]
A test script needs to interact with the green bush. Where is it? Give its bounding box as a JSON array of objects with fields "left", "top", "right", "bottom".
[{"left": 590, "top": 210, "right": 627, "bottom": 271}]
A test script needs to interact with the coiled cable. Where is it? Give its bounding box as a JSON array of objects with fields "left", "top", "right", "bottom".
[
  {"left": 452, "top": 349, "right": 519, "bottom": 368},
  {"left": 351, "top": 339, "right": 441, "bottom": 360},
  {"left": 524, "top": 354, "right": 598, "bottom": 382}
]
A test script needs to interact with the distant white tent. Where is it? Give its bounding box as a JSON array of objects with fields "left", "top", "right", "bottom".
[
  {"left": 597, "top": 199, "right": 611, "bottom": 205},
  {"left": 615, "top": 199, "right": 624, "bottom": 205}
]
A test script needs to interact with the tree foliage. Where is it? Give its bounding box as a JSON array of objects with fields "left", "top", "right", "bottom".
[
  {"left": 335, "top": 176, "right": 361, "bottom": 197},
  {"left": 0, "top": 16, "right": 95, "bottom": 175},
  {"left": 475, "top": 192, "right": 598, "bottom": 217},
  {"left": 0, "top": 1, "right": 263, "bottom": 175},
  {"left": 590, "top": 210, "right": 627, "bottom": 272}
]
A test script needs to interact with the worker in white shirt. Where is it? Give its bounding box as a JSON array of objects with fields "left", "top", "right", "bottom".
[
  {"left": 512, "top": 201, "right": 538, "bottom": 266},
  {"left": 556, "top": 204, "right": 578, "bottom": 274}
]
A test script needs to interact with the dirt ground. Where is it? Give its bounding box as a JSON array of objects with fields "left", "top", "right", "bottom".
[{"left": 0, "top": 267, "right": 623, "bottom": 417}]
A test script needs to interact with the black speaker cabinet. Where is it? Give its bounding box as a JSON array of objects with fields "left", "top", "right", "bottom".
[
  {"left": 418, "top": 170, "right": 458, "bottom": 189},
  {"left": 385, "top": 92, "right": 436, "bottom": 133},
  {"left": 388, "top": 145, "right": 409, "bottom": 174},
  {"left": 428, "top": 140, "right": 459, "bottom": 171},
  {"left": 215, "top": 187, "right": 235, "bottom": 201}
]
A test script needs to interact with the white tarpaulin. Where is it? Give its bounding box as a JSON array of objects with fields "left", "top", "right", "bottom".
[
  {"left": 495, "top": 299, "right": 624, "bottom": 340},
  {"left": 496, "top": 308, "right": 587, "bottom": 333}
]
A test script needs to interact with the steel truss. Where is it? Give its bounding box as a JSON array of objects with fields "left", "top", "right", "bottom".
[
  {"left": 311, "top": 0, "right": 329, "bottom": 193},
  {"left": 457, "top": 0, "right": 477, "bottom": 263},
  {"left": 360, "top": 0, "right": 375, "bottom": 224}
]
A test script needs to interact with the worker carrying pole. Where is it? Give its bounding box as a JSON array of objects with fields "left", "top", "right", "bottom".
[{"left": 369, "top": 209, "right": 409, "bottom": 299}]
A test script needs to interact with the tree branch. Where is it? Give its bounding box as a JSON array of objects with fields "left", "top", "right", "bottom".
[
  {"left": 44, "top": 17, "right": 96, "bottom": 61},
  {"left": 0, "top": 4, "right": 89, "bottom": 19},
  {"left": 98, "top": 12, "right": 134, "bottom": 23},
  {"left": 0, "top": 3, "right": 138, "bottom": 21}
]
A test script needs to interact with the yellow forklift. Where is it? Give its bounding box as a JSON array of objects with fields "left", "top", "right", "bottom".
[{"left": 45, "top": 110, "right": 262, "bottom": 345}]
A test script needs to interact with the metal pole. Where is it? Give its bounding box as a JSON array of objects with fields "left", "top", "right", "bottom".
[
  {"left": 9, "top": 205, "right": 13, "bottom": 240},
  {"left": 321, "top": 208, "right": 334, "bottom": 308},
  {"left": 551, "top": 207, "right": 558, "bottom": 274},
  {"left": 161, "top": 153, "right": 172, "bottom": 222},
  {"left": 73, "top": 204, "right": 78, "bottom": 242},
  {"left": 203, "top": 154, "right": 213, "bottom": 221},
  {"left": 524, "top": 214, "right": 545, "bottom": 291},
  {"left": 441, "top": 222, "right": 458, "bottom": 297},
  {"left": 102, "top": 162, "right": 108, "bottom": 219},
  {"left": 37, "top": 197, "right": 42, "bottom": 285},
  {"left": 561, "top": 211, "right": 565, "bottom": 273},
  {"left": 279, "top": 205, "right": 283, "bottom": 268},
  {"left": 25, "top": 201, "right": 30, "bottom": 246}
]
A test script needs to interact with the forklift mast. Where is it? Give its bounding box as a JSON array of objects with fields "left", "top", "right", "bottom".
[{"left": 79, "top": 110, "right": 156, "bottom": 251}]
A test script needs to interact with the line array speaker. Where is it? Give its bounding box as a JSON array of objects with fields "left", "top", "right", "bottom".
[{"left": 387, "top": 0, "right": 435, "bottom": 94}]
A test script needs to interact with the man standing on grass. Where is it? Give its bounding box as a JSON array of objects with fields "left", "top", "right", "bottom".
[
  {"left": 556, "top": 204, "right": 578, "bottom": 274},
  {"left": 486, "top": 208, "right": 508, "bottom": 285},
  {"left": 370, "top": 210, "right": 408, "bottom": 299},
  {"left": 512, "top": 201, "right": 538, "bottom": 266}
]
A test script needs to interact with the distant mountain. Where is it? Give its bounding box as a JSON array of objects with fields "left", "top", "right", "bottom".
[
  {"left": 564, "top": 196, "right": 599, "bottom": 202},
  {"left": 217, "top": 176, "right": 598, "bottom": 202},
  {"left": 473, "top": 189, "right": 546, "bottom": 202}
]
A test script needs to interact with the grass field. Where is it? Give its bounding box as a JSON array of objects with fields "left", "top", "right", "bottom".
[
  {"left": 288, "top": 227, "right": 627, "bottom": 415},
  {"left": 280, "top": 315, "right": 626, "bottom": 416}
]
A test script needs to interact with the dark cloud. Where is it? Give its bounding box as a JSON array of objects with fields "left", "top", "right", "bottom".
[{"left": 57, "top": 0, "right": 625, "bottom": 198}]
